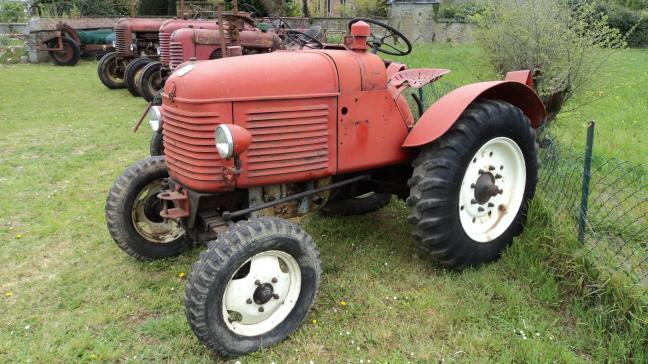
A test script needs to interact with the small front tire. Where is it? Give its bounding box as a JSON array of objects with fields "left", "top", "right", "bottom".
[
  {"left": 124, "top": 58, "right": 151, "bottom": 97},
  {"left": 150, "top": 132, "right": 164, "bottom": 156},
  {"left": 49, "top": 36, "right": 80, "bottom": 66},
  {"left": 97, "top": 52, "right": 124, "bottom": 89},
  {"left": 105, "top": 156, "right": 192, "bottom": 260},
  {"left": 185, "top": 217, "right": 321, "bottom": 357},
  {"left": 139, "top": 61, "right": 163, "bottom": 102}
]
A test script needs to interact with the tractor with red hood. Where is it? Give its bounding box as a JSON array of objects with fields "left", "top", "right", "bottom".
[{"left": 105, "top": 19, "right": 545, "bottom": 357}]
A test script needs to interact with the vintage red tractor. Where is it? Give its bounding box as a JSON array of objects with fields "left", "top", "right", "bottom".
[
  {"left": 105, "top": 19, "right": 545, "bottom": 357},
  {"left": 138, "top": 14, "right": 283, "bottom": 102},
  {"left": 96, "top": 17, "right": 167, "bottom": 91}
]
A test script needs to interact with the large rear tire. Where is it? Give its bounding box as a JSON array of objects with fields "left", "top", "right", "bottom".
[
  {"left": 407, "top": 100, "right": 538, "bottom": 270},
  {"left": 49, "top": 36, "right": 80, "bottom": 66},
  {"left": 139, "top": 61, "right": 163, "bottom": 102},
  {"left": 124, "top": 58, "right": 151, "bottom": 97},
  {"left": 105, "top": 156, "right": 192, "bottom": 260},
  {"left": 185, "top": 217, "right": 321, "bottom": 357},
  {"left": 97, "top": 52, "right": 124, "bottom": 89}
]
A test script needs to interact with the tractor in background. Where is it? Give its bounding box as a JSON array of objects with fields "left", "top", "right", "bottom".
[{"left": 106, "top": 19, "right": 545, "bottom": 357}]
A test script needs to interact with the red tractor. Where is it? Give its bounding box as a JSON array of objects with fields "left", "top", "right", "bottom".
[
  {"left": 105, "top": 19, "right": 545, "bottom": 357},
  {"left": 96, "top": 17, "right": 167, "bottom": 91},
  {"left": 138, "top": 14, "right": 283, "bottom": 103}
]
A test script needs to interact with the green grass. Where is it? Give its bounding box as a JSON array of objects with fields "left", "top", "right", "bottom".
[{"left": 0, "top": 47, "right": 646, "bottom": 363}]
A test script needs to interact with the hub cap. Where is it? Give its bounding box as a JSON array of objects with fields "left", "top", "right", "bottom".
[
  {"left": 222, "top": 250, "right": 301, "bottom": 337},
  {"left": 131, "top": 179, "right": 184, "bottom": 243},
  {"left": 458, "top": 137, "right": 526, "bottom": 243}
]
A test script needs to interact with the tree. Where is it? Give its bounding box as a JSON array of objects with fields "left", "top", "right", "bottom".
[{"left": 473, "top": 0, "right": 626, "bottom": 123}]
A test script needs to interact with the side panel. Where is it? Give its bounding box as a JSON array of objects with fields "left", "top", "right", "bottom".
[
  {"left": 402, "top": 80, "right": 546, "bottom": 148},
  {"left": 337, "top": 90, "right": 411, "bottom": 173},
  {"left": 234, "top": 97, "right": 338, "bottom": 187}
]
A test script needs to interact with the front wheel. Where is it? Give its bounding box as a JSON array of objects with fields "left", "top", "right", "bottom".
[
  {"left": 49, "top": 36, "right": 80, "bottom": 66},
  {"left": 124, "top": 58, "right": 151, "bottom": 97},
  {"left": 139, "top": 61, "right": 163, "bottom": 102},
  {"left": 185, "top": 217, "right": 321, "bottom": 357},
  {"left": 150, "top": 132, "right": 164, "bottom": 156},
  {"left": 105, "top": 156, "right": 192, "bottom": 260},
  {"left": 407, "top": 99, "right": 538, "bottom": 270},
  {"left": 97, "top": 52, "right": 124, "bottom": 89}
]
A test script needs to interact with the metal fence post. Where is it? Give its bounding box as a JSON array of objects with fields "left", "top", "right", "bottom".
[{"left": 578, "top": 121, "right": 595, "bottom": 243}]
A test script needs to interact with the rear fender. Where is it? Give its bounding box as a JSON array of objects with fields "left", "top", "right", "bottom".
[{"left": 402, "top": 75, "right": 545, "bottom": 148}]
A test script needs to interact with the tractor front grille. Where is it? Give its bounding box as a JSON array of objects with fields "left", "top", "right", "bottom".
[
  {"left": 114, "top": 26, "right": 128, "bottom": 56},
  {"left": 240, "top": 104, "right": 331, "bottom": 179},
  {"left": 159, "top": 33, "right": 170, "bottom": 66},
  {"left": 162, "top": 104, "right": 230, "bottom": 192},
  {"left": 169, "top": 42, "right": 183, "bottom": 70}
]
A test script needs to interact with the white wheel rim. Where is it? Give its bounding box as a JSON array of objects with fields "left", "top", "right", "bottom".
[
  {"left": 458, "top": 137, "right": 526, "bottom": 243},
  {"left": 222, "top": 250, "right": 302, "bottom": 337}
]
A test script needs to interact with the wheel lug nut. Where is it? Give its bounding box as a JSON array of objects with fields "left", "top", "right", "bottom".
[
  {"left": 255, "top": 280, "right": 261, "bottom": 286},
  {"left": 478, "top": 170, "right": 485, "bottom": 175},
  {"left": 477, "top": 207, "right": 485, "bottom": 212},
  {"left": 258, "top": 307, "right": 264, "bottom": 312},
  {"left": 470, "top": 199, "right": 477, "bottom": 205},
  {"left": 489, "top": 165, "right": 496, "bottom": 171},
  {"left": 498, "top": 189, "right": 503, "bottom": 194},
  {"left": 246, "top": 298, "right": 253, "bottom": 304},
  {"left": 488, "top": 202, "right": 494, "bottom": 208},
  {"left": 470, "top": 183, "right": 476, "bottom": 188},
  {"left": 495, "top": 174, "right": 502, "bottom": 179},
  {"left": 273, "top": 293, "right": 279, "bottom": 300},
  {"left": 271, "top": 277, "right": 278, "bottom": 283}
]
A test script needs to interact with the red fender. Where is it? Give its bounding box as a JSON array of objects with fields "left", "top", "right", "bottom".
[{"left": 402, "top": 74, "right": 545, "bottom": 148}]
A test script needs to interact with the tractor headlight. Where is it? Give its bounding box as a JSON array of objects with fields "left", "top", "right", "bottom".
[
  {"left": 215, "top": 125, "right": 234, "bottom": 159},
  {"left": 147, "top": 106, "right": 162, "bottom": 132},
  {"left": 215, "top": 124, "right": 253, "bottom": 160}
]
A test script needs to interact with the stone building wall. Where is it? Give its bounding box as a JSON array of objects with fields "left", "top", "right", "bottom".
[{"left": 390, "top": 3, "right": 474, "bottom": 43}]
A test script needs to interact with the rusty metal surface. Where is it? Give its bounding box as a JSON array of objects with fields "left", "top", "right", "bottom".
[
  {"left": 159, "top": 19, "right": 221, "bottom": 66},
  {"left": 114, "top": 18, "right": 167, "bottom": 57},
  {"left": 402, "top": 80, "right": 546, "bottom": 148}
]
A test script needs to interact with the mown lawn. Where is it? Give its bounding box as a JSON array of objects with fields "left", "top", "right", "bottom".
[{"left": 0, "top": 45, "right": 645, "bottom": 363}]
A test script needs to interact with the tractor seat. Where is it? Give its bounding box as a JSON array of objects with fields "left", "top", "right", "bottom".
[{"left": 389, "top": 68, "right": 450, "bottom": 99}]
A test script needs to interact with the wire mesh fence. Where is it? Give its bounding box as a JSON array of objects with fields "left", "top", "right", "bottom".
[
  {"left": 416, "top": 82, "right": 647, "bottom": 291},
  {"left": 537, "top": 123, "right": 647, "bottom": 290}
]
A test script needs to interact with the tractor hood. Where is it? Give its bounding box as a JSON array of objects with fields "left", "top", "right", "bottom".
[{"left": 164, "top": 51, "right": 339, "bottom": 103}]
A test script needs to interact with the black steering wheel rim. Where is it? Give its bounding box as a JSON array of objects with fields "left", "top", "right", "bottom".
[
  {"left": 285, "top": 29, "right": 323, "bottom": 49},
  {"left": 347, "top": 18, "right": 412, "bottom": 56}
]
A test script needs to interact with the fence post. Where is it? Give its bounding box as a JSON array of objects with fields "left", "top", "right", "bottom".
[{"left": 578, "top": 121, "right": 595, "bottom": 243}]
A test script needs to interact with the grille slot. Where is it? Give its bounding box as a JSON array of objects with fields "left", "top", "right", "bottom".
[
  {"left": 162, "top": 106, "right": 229, "bottom": 187},
  {"left": 243, "top": 104, "right": 330, "bottom": 178},
  {"left": 169, "top": 42, "right": 183, "bottom": 70},
  {"left": 159, "top": 33, "right": 170, "bottom": 65},
  {"left": 114, "top": 26, "right": 128, "bottom": 56}
]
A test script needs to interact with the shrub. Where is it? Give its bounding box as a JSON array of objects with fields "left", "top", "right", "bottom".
[
  {"left": 338, "top": 0, "right": 388, "bottom": 18},
  {"left": 596, "top": 2, "right": 648, "bottom": 47},
  {"left": 474, "top": 0, "right": 626, "bottom": 123},
  {"left": 0, "top": 2, "right": 27, "bottom": 23}
]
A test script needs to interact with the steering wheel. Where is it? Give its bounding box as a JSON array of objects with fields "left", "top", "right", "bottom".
[
  {"left": 285, "top": 29, "right": 323, "bottom": 49},
  {"left": 348, "top": 18, "right": 412, "bottom": 56},
  {"left": 269, "top": 16, "right": 292, "bottom": 31}
]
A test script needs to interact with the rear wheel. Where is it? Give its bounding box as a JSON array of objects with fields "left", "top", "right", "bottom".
[
  {"left": 185, "top": 217, "right": 321, "bottom": 357},
  {"left": 97, "top": 52, "right": 124, "bottom": 89},
  {"left": 139, "top": 61, "right": 163, "bottom": 102},
  {"left": 105, "top": 156, "right": 192, "bottom": 260},
  {"left": 49, "top": 36, "right": 80, "bottom": 66},
  {"left": 407, "top": 100, "right": 538, "bottom": 269},
  {"left": 124, "top": 58, "right": 151, "bottom": 97}
]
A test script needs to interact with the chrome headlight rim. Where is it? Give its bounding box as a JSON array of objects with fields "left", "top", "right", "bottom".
[
  {"left": 147, "top": 106, "right": 162, "bottom": 132},
  {"left": 215, "top": 124, "right": 234, "bottom": 159}
]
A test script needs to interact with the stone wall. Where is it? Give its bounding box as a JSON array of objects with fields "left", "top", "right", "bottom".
[
  {"left": 0, "top": 23, "right": 28, "bottom": 35},
  {"left": 390, "top": 3, "right": 474, "bottom": 43}
]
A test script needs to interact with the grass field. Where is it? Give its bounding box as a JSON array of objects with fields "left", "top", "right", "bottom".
[{"left": 1, "top": 45, "right": 646, "bottom": 363}]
